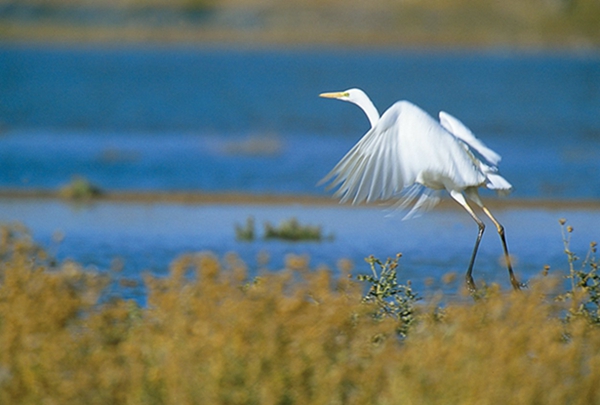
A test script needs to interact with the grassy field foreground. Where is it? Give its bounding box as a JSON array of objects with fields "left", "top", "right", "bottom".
[{"left": 0, "top": 223, "right": 599, "bottom": 404}]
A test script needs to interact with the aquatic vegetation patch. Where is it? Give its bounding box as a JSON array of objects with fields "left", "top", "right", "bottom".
[
  {"left": 0, "top": 223, "right": 599, "bottom": 404},
  {"left": 264, "top": 217, "right": 332, "bottom": 241},
  {"left": 58, "top": 175, "right": 102, "bottom": 201},
  {"left": 236, "top": 216, "right": 333, "bottom": 242},
  {"left": 234, "top": 216, "right": 256, "bottom": 241},
  {"left": 220, "top": 134, "right": 283, "bottom": 156}
]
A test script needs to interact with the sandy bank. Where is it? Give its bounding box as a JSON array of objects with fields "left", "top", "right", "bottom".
[{"left": 0, "top": 188, "right": 598, "bottom": 211}]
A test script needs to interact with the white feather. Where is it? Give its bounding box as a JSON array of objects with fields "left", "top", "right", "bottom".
[
  {"left": 439, "top": 111, "right": 501, "bottom": 166},
  {"left": 319, "top": 88, "right": 512, "bottom": 218},
  {"left": 318, "top": 88, "right": 521, "bottom": 290}
]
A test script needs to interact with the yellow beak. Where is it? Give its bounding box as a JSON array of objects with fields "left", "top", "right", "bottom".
[{"left": 319, "top": 91, "right": 348, "bottom": 99}]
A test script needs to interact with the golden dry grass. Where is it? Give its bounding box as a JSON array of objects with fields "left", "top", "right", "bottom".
[{"left": 0, "top": 224, "right": 599, "bottom": 404}]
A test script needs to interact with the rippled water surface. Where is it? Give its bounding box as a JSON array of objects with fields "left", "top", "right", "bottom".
[
  {"left": 0, "top": 199, "right": 597, "bottom": 302},
  {"left": 1, "top": 46, "right": 599, "bottom": 198}
]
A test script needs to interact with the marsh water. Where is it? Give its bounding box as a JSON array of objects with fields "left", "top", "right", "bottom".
[{"left": 0, "top": 45, "right": 599, "bottom": 300}]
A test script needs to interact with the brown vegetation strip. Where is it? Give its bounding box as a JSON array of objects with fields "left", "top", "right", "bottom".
[
  {"left": 0, "top": 188, "right": 598, "bottom": 210},
  {"left": 1, "top": 225, "right": 600, "bottom": 404},
  {"left": 0, "top": 0, "right": 599, "bottom": 49}
]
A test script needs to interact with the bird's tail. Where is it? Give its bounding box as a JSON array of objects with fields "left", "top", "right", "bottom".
[
  {"left": 387, "top": 185, "right": 441, "bottom": 220},
  {"left": 485, "top": 171, "right": 512, "bottom": 196}
]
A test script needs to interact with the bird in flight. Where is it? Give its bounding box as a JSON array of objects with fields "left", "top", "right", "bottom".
[{"left": 319, "top": 88, "right": 521, "bottom": 291}]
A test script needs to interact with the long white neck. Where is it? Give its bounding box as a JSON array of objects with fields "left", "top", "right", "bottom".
[{"left": 348, "top": 91, "right": 380, "bottom": 128}]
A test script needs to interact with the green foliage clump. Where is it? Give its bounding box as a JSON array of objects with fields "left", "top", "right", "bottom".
[
  {"left": 235, "top": 216, "right": 333, "bottom": 242},
  {"left": 234, "top": 216, "right": 255, "bottom": 241},
  {"left": 357, "top": 254, "right": 420, "bottom": 338},
  {"left": 556, "top": 219, "right": 600, "bottom": 325},
  {"left": 264, "top": 217, "right": 328, "bottom": 241},
  {"left": 58, "top": 175, "right": 102, "bottom": 201}
]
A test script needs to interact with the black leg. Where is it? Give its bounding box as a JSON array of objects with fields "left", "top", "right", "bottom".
[
  {"left": 465, "top": 220, "right": 485, "bottom": 292},
  {"left": 450, "top": 190, "right": 485, "bottom": 292},
  {"left": 482, "top": 207, "right": 521, "bottom": 291}
]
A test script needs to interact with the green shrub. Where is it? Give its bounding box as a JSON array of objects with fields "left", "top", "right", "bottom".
[
  {"left": 357, "top": 254, "right": 420, "bottom": 338},
  {"left": 58, "top": 175, "right": 102, "bottom": 201},
  {"left": 234, "top": 216, "right": 255, "bottom": 241},
  {"left": 556, "top": 219, "right": 600, "bottom": 325},
  {"left": 264, "top": 217, "right": 332, "bottom": 241},
  {"left": 235, "top": 216, "right": 333, "bottom": 242}
]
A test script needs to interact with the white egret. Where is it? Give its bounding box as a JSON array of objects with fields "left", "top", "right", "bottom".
[{"left": 319, "top": 88, "right": 521, "bottom": 291}]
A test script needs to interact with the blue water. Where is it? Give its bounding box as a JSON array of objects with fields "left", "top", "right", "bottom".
[
  {"left": 0, "top": 198, "right": 597, "bottom": 304},
  {"left": 0, "top": 45, "right": 599, "bottom": 301},
  {"left": 1, "top": 46, "right": 599, "bottom": 198}
]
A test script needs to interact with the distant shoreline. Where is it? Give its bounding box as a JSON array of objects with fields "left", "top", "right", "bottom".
[
  {"left": 0, "top": 29, "right": 597, "bottom": 52},
  {"left": 0, "top": 188, "right": 598, "bottom": 211},
  {"left": 0, "top": 1, "right": 598, "bottom": 50}
]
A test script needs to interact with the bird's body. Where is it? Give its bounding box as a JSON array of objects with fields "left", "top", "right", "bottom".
[{"left": 319, "top": 88, "right": 521, "bottom": 291}]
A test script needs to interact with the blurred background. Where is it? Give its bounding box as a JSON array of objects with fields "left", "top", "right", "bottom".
[
  {"left": 0, "top": 0, "right": 599, "bottom": 47},
  {"left": 0, "top": 0, "right": 599, "bottom": 299}
]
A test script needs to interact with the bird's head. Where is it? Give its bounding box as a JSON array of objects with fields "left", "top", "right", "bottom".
[
  {"left": 319, "top": 88, "right": 380, "bottom": 128},
  {"left": 319, "top": 88, "right": 367, "bottom": 104}
]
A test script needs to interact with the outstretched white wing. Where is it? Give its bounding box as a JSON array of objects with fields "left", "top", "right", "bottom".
[
  {"left": 320, "top": 101, "right": 486, "bottom": 212},
  {"left": 439, "top": 111, "right": 512, "bottom": 193},
  {"left": 438, "top": 111, "right": 501, "bottom": 166}
]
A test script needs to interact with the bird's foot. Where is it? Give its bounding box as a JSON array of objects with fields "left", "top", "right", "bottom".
[
  {"left": 510, "top": 275, "right": 526, "bottom": 291},
  {"left": 465, "top": 275, "right": 477, "bottom": 294}
]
